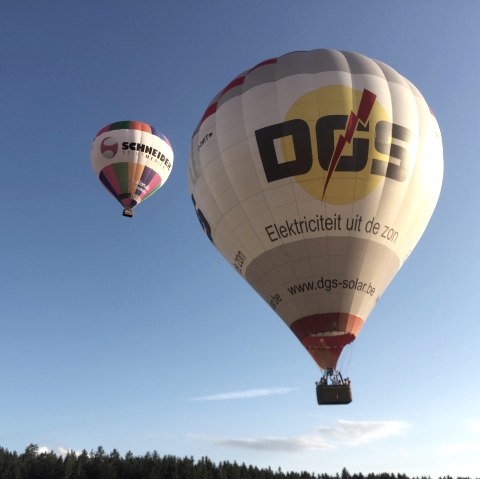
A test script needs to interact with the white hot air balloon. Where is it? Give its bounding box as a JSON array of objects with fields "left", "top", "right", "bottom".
[{"left": 188, "top": 49, "right": 443, "bottom": 404}]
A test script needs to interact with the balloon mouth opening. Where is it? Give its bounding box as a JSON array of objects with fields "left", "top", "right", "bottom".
[
  {"left": 290, "top": 313, "right": 364, "bottom": 369},
  {"left": 301, "top": 334, "right": 355, "bottom": 370},
  {"left": 291, "top": 313, "right": 364, "bottom": 339},
  {"left": 301, "top": 333, "right": 355, "bottom": 348},
  {"left": 118, "top": 194, "right": 138, "bottom": 208}
]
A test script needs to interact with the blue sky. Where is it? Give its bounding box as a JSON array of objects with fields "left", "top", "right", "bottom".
[{"left": 0, "top": 1, "right": 479, "bottom": 477}]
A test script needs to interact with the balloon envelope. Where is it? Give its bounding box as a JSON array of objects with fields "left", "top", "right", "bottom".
[
  {"left": 188, "top": 49, "right": 443, "bottom": 370},
  {"left": 91, "top": 120, "right": 173, "bottom": 215}
]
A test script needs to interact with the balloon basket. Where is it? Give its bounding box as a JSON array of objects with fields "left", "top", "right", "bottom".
[
  {"left": 316, "top": 369, "right": 352, "bottom": 405},
  {"left": 123, "top": 208, "right": 134, "bottom": 218},
  {"left": 316, "top": 383, "right": 352, "bottom": 405}
]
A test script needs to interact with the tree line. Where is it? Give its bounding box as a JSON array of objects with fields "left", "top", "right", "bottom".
[{"left": 0, "top": 444, "right": 474, "bottom": 479}]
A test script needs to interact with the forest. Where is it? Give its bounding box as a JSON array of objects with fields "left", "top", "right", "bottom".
[{"left": 0, "top": 444, "right": 475, "bottom": 479}]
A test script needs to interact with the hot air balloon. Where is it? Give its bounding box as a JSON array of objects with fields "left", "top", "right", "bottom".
[
  {"left": 91, "top": 121, "right": 173, "bottom": 217},
  {"left": 188, "top": 49, "right": 443, "bottom": 404}
]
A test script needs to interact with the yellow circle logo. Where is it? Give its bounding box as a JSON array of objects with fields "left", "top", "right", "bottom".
[{"left": 281, "top": 86, "right": 390, "bottom": 204}]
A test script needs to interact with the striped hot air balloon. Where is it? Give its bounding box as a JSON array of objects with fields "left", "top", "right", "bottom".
[{"left": 91, "top": 120, "right": 173, "bottom": 217}]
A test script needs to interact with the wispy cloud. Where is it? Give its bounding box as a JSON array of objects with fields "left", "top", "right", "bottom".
[
  {"left": 441, "top": 442, "right": 480, "bottom": 454},
  {"left": 194, "top": 419, "right": 409, "bottom": 452},
  {"left": 439, "top": 420, "right": 480, "bottom": 455},
  {"left": 191, "top": 387, "right": 295, "bottom": 401},
  {"left": 469, "top": 419, "right": 480, "bottom": 432},
  {"left": 198, "top": 434, "right": 333, "bottom": 451},
  {"left": 315, "top": 419, "right": 409, "bottom": 446}
]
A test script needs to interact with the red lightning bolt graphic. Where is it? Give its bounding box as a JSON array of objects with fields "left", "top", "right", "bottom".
[{"left": 322, "top": 89, "right": 377, "bottom": 198}]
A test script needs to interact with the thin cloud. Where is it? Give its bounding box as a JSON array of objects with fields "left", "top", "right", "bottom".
[
  {"left": 469, "top": 419, "right": 480, "bottom": 432},
  {"left": 191, "top": 387, "right": 295, "bottom": 401},
  {"left": 315, "top": 419, "right": 409, "bottom": 446},
  {"left": 439, "top": 421, "right": 480, "bottom": 455},
  {"left": 202, "top": 435, "right": 333, "bottom": 451},
  {"left": 441, "top": 442, "right": 480, "bottom": 454},
  {"left": 194, "top": 419, "right": 409, "bottom": 452}
]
